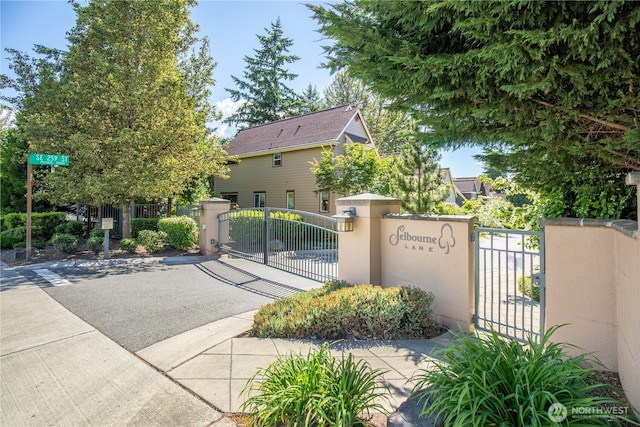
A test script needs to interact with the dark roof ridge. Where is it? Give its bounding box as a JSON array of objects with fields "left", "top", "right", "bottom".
[{"left": 239, "top": 104, "right": 354, "bottom": 130}]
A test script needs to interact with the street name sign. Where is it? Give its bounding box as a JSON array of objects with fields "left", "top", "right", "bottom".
[{"left": 29, "top": 153, "right": 70, "bottom": 167}]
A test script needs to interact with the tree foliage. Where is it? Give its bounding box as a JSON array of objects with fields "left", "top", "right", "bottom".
[
  {"left": 390, "top": 137, "right": 447, "bottom": 214},
  {"left": 2, "top": 0, "right": 229, "bottom": 236},
  {"left": 310, "top": 1, "right": 640, "bottom": 219},
  {"left": 225, "top": 18, "right": 300, "bottom": 128},
  {"left": 310, "top": 143, "right": 393, "bottom": 197},
  {"left": 323, "top": 70, "right": 410, "bottom": 155},
  {"left": 296, "top": 84, "right": 324, "bottom": 115}
]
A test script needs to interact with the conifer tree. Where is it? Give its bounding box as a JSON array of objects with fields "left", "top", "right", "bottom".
[
  {"left": 296, "top": 84, "right": 323, "bottom": 114},
  {"left": 225, "top": 18, "right": 300, "bottom": 128},
  {"left": 311, "top": 1, "right": 640, "bottom": 219},
  {"left": 391, "top": 138, "right": 446, "bottom": 214}
]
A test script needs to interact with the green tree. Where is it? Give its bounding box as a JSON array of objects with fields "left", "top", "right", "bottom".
[
  {"left": 310, "top": 1, "right": 640, "bottom": 219},
  {"left": 324, "top": 70, "right": 410, "bottom": 155},
  {"left": 2, "top": 0, "right": 228, "bottom": 237},
  {"left": 296, "top": 84, "right": 323, "bottom": 114},
  {"left": 390, "top": 137, "right": 447, "bottom": 214},
  {"left": 225, "top": 18, "right": 300, "bottom": 128},
  {"left": 310, "top": 143, "right": 393, "bottom": 197}
]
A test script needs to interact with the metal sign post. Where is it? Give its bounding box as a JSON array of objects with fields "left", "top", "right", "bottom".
[{"left": 26, "top": 154, "right": 70, "bottom": 260}]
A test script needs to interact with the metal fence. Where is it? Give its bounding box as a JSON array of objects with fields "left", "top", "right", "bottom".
[
  {"left": 217, "top": 208, "right": 338, "bottom": 282},
  {"left": 474, "top": 228, "right": 545, "bottom": 342},
  {"left": 78, "top": 202, "right": 199, "bottom": 236}
]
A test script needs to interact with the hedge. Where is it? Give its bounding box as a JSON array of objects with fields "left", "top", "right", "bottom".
[
  {"left": 131, "top": 218, "right": 160, "bottom": 238},
  {"left": 158, "top": 216, "right": 198, "bottom": 250}
]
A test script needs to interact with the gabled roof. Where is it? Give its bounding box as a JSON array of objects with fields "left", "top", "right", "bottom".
[
  {"left": 224, "top": 105, "right": 368, "bottom": 157},
  {"left": 453, "top": 177, "right": 479, "bottom": 194}
]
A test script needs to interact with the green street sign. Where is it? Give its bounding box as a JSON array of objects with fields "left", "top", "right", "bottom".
[{"left": 29, "top": 153, "right": 70, "bottom": 166}]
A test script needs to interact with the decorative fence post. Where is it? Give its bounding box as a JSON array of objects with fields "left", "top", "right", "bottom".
[{"left": 198, "top": 198, "right": 231, "bottom": 256}]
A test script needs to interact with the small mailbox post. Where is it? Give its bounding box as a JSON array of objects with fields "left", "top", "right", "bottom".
[{"left": 101, "top": 218, "right": 113, "bottom": 258}]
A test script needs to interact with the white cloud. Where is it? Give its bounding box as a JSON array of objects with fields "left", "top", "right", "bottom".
[{"left": 212, "top": 98, "right": 246, "bottom": 138}]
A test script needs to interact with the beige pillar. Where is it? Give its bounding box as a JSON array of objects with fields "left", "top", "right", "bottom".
[
  {"left": 198, "top": 198, "right": 230, "bottom": 256},
  {"left": 336, "top": 193, "right": 401, "bottom": 285}
]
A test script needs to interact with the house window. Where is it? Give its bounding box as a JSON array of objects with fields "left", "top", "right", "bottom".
[
  {"left": 272, "top": 153, "right": 282, "bottom": 167},
  {"left": 254, "top": 192, "right": 266, "bottom": 208},
  {"left": 319, "top": 191, "right": 329, "bottom": 213},
  {"left": 286, "top": 191, "right": 295, "bottom": 209},
  {"left": 221, "top": 193, "right": 238, "bottom": 206}
]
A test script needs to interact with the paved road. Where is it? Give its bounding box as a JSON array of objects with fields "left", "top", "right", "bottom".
[{"left": 13, "top": 258, "right": 307, "bottom": 352}]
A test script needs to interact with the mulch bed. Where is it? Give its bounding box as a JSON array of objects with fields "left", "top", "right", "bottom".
[{"left": 1, "top": 238, "right": 201, "bottom": 268}]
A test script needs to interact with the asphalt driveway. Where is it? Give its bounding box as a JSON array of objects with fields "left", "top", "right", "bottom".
[{"left": 34, "top": 258, "right": 307, "bottom": 352}]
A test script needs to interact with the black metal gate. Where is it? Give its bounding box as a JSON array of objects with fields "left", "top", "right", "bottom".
[
  {"left": 217, "top": 208, "right": 338, "bottom": 282},
  {"left": 474, "top": 228, "right": 545, "bottom": 342}
]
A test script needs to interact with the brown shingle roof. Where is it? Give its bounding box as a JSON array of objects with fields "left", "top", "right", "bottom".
[
  {"left": 453, "top": 177, "right": 479, "bottom": 194},
  {"left": 225, "top": 105, "right": 362, "bottom": 157}
]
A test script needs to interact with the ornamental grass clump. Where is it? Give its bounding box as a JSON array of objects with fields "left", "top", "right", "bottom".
[
  {"left": 240, "top": 342, "right": 389, "bottom": 427},
  {"left": 412, "top": 325, "right": 635, "bottom": 426},
  {"left": 253, "top": 280, "right": 438, "bottom": 340}
]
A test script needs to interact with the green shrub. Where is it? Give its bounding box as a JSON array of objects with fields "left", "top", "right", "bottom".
[
  {"left": 90, "top": 226, "right": 105, "bottom": 238},
  {"left": 412, "top": 326, "right": 635, "bottom": 426},
  {"left": 86, "top": 236, "right": 104, "bottom": 253},
  {"left": 12, "top": 238, "right": 45, "bottom": 249},
  {"left": 131, "top": 218, "right": 160, "bottom": 238},
  {"left": 119, "top": 238, "right": 138, "bottom": 253},
  {"left": 0, "top": 231, "right": 19, "bottom": 249},
  {"left": 33, "top": 212, "right": 66, "bottom": 239},
  {"left": 253, "top": 281, "right": 438, "bottom": 340},
  {"left": 518, "top": 276, "right": 540, "bottom": 301},
  {"left": 2, "top": 213, "right": 25, "bottom": 230},
  {"left": 55, "top": 220, "right": 86, "bottom": 237},
  {"left": 50, "top": 233, "right": 79, "bottom": 254},
  {"left": 229, "top": 210, "right": 305, "bottom": 250},
  {"left": 158, "top": 216, "right": 198, "bottom": 250},
  {"left": 241, "top": 342, "right": 388, "bottom": 426},
  {"left": 137, "top": 229, "right": 166, "bottom": 254}
]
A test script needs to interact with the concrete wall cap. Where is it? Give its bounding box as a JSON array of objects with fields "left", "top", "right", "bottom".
[
  {"left": 336, "top": 193, "right": 400, "bottom": 202},
  {"left": 383, "top": 213, "right": 477, "bottom": 223},
  {"left": 199, "top": 198, "right": 231, "bottom": 205},
  {"left": 541, "top": 217, "right": 638, "bottom": 239}
]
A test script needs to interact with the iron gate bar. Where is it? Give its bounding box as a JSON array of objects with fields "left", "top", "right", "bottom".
[
  {"left": 474, "top": 227, "right": 545, "bottom": 342},
  {"left": 217, "top": 208, "right": 338, "bottom": 283}
]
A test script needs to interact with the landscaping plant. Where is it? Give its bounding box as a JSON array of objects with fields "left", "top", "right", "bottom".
[
  {"left": 253, "top": 280, "right": 438, "bottom": 340},
  {"left": 86, "top": 236, "right": 104, "bottom": 253},
  {"left": 119, "top": 238, "right": 137, "bottom": 253},
  {"left": 136, "top": 229, "right": 166, "bottom": 254},
  {"left": 50, "top": 233, "right": 79, "bottom": 254},
  {"left": 241, "top": 342, "right": 389, "bottom": 427},
  {"left": 412, "top": 325, "right": 635, "bottom": 426},
  {"left": 131, "top": 218, "right": 160, "bottom": 239},
  {"left": 158, "top": 216, "right": 198, "bottom": 250}
]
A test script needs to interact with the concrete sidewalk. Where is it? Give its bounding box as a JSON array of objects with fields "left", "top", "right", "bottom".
[
  {"left": 0, "top": 261, "right": 233, "bottom": 427},
  {"left": 2, "top": 256, "right": 451, "bottom": 426}
]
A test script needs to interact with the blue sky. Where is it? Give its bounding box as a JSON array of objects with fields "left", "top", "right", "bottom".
[{"left": 1, "top": 0, "right": 483, "bottom": 177}]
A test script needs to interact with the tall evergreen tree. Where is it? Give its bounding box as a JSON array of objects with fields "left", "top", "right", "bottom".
[
  {"left": 311, "top": 1, "right": 640, "bottom": 219},
  {"left": 2, "top": 0, "right": 228, "bottom": 237},
  {"left": 324, "top": 70, "right": 410, "bottom": 155},
  {"left": 225, "top": 18, "right": 300, "bottom": 128},
  {"left": 391, "top": 137, "right": 446, "bottom": 214},
  {"left": 296, "top": 84, "right": 323, "bottom": 114}
]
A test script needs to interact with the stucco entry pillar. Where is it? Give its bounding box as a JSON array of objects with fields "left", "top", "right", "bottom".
[
  {"left": 336, "top": 193, "right": 401, "bottom": 285},
  {"left": 198, "top": 198, "right": 230, "bottom": 256}
]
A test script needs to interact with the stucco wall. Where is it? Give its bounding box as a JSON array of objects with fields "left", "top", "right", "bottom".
[
  {"left": 542, "top": 217, "right": 639, "bottom": 414},
  {"left": 380, "top": 215, "right": 475, "bottom": 331}
]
